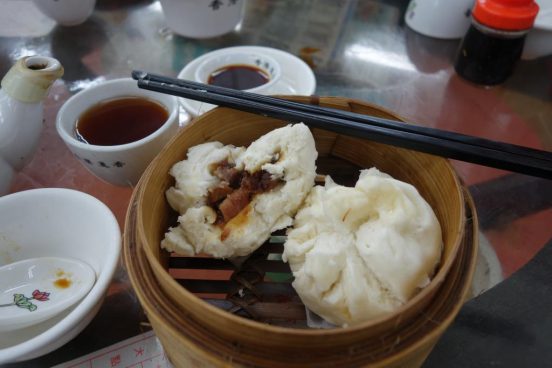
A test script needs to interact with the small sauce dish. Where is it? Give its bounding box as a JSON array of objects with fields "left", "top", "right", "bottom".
[{"left": 195, "top": 52, "right": 281, "bottom": 94}]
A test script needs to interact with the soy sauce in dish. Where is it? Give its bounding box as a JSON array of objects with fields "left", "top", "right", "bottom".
[
  {"left": 75, "top": 97, "right": 168, "bottom": 146},
  {"left": 208, "top": 64, "right": 269, "bottom": 90}
]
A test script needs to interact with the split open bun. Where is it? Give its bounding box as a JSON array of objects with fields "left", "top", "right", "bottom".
[{"left": 162, "top": 123, "right": 317, "bottom": 258}]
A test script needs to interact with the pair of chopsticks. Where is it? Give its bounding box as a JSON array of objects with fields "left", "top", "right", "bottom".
[{"left": 131, "top": 70, "right": 552, "bottom": 179}]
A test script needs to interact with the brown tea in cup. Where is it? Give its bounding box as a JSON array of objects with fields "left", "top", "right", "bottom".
[{"left": 75, "top": 97, "right": 168, "bottom": 146}]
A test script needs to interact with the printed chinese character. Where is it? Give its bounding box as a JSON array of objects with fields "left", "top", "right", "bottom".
[
  {"left": 110, "top": 354, "right": 121, "bottom": 367},
  {"left": 209, "top": 0, "right": 223, "bottom": 10},
  {"left": 134, "top": 347, "right": 144, "bottom": 357}
]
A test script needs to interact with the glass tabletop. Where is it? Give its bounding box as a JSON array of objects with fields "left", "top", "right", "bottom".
[{"left": 1, "top": 0, "right": 551, "bottom": 366}]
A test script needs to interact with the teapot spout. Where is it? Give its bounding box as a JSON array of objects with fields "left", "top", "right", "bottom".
[{"left": 1, "top": 56, "right": 64, "bottom": 103}]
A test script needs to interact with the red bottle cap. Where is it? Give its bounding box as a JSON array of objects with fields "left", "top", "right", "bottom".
[{"left": 472, "top": 0, "right": 540, "bottom": 31}]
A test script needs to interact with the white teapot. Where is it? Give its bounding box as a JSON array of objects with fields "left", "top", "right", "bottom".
[{"left": 0, "top": 56, "right": 63, "bottom": 195}]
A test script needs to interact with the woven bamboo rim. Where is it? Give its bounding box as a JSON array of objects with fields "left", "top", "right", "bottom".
[
  {"left": 124, "top": 185, "right": 477, "bottom": 367},
  {"left": 132, "top": 96, "right": 466, "bottom": 350}
]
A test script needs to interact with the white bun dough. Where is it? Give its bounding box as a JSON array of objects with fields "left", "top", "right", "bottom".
[
  {"left": 162, "top": 123, "right": 317, "bottom": 258},
  {"left": 283, "top": 168, "right": 442, "bottom": 327}
]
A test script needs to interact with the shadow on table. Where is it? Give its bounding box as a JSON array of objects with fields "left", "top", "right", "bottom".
[
  {"left": 50, "top": 17, "right": 109, "bottom": 83},
  {"left": 425, "top": 237, "right": 552, "bottom": 367}
]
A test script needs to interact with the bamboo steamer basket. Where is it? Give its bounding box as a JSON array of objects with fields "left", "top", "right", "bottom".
[
  {"left": 124, "top": 187, "right": 477, "bottom": 367},
  {"left": 125, "top": 96, "right": 471, "bottom": 366}
]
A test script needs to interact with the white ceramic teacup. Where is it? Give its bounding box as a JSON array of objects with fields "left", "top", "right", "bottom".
[
  {"left": 405, "top": 0, "right": 474, "bottom": 39},
  {"left": 56, "top": 78, "right": 179, "bottom": 186},
  {"left": 195, "top": 52, "right": 281, "bottom": 93},
  {"left": 159, "top": 0, "right": 245, "bottom": 39},
  {"left": 33, "top": 0, "right": 96, "bottom": 26}
]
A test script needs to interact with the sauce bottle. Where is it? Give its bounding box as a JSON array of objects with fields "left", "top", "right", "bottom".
[
  {"left": 454, "top": 0, "right": 539, "bottom": 86},
  {"left": 0, "top": 56, "right": 64, "bottom": 195}
]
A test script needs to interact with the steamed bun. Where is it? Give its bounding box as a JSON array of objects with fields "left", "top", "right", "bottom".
[
  {"left": 283, "top": 168, "right": 442, "bottom": 327},
  {"left": 162, "top": 123, "right": 317, "bottom": 258},
  {"left": 166, "top": 141, "right": 245, "bottom": 214}
]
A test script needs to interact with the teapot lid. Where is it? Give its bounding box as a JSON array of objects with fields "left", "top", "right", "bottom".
[{"left": 1, "top": 56, "right": 64, "bottom": 103}]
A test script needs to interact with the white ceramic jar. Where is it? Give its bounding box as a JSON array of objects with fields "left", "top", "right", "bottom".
[{"left": 0, "top": 56, "right": 63, "bottom": 195}]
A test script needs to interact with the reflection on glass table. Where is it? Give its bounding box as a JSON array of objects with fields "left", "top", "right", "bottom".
[{"left": 0, "top": 0, "right": 550, "bottom": 366}]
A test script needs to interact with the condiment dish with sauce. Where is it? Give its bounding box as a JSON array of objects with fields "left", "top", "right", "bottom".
[
  {"left": 178, "top": 46, "right": 316, "bottom": 116},
  {"left": 0, "top": 257, "right": 96, "bottom": 332},
  {"left": 194, "top": 52, "right": 281, "bottom": 93}
]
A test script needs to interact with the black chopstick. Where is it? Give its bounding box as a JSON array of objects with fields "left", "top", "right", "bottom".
[
  {"left": 132, "top": 72, "right": 552, "bottom": 179},
  {"left": 133, "top": 70, "right": 552, "bottom": 164}
]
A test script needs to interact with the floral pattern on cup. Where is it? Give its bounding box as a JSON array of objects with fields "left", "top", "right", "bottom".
[{"left": 0, "top": 290, "right": 50, "bottom": 312}]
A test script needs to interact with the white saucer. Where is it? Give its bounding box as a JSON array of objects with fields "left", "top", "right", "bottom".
[{"left": 177, "top": 46, "right": 317, "bottom": 117}]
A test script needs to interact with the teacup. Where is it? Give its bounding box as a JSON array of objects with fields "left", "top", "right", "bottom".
[
  {"left": 56, "top": 78, "right": 179, "bottom": 186},
  {"left": 33, "top": 0, "right": 96, "bottom": 26},
  {"left": 159, "top": 0, "right": 245, "bottom": 39},
  {"left": 195, "top": 52, "right": 281, "bottom": 94},
  {"left": 405, "top": 0, "right": 474, "bottom": 39}
]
